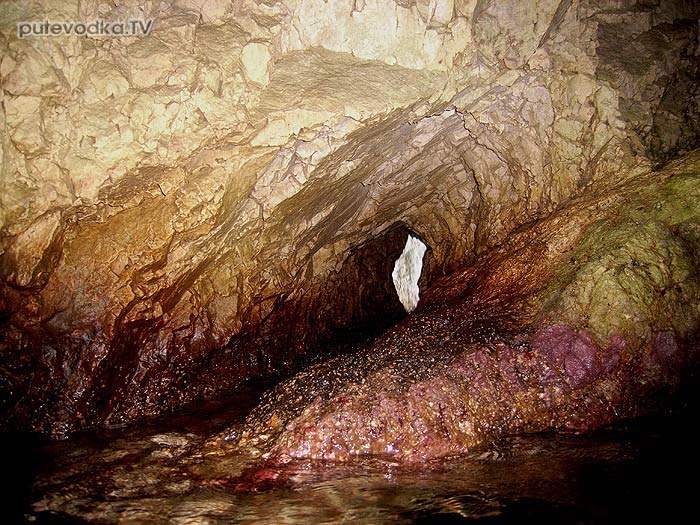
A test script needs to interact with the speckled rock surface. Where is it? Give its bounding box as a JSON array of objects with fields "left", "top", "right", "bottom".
[
  {"left": 207, "top": 151, "right": 700, "bottom": 462},
  {"left": 1, "top": 1, "right": 699, "bottom": 433}
]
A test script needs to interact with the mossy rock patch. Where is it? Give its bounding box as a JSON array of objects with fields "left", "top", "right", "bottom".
[{"left": 541, "top": 162, "right": 700, "bottom": 347}]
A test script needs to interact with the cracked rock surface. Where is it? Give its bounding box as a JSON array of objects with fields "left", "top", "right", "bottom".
[
  {"left": 208, "top": 151, "right": 700, "bottom": 462},
  {"left": 1, "top": 0, "right": 699, "bottom": 434}
]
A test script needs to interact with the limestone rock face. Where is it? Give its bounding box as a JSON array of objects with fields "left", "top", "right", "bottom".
[
  {"left": 212, "top": 151, "right": 700, "bottom": 463},
  {"left": 0, "top": 0, "right": 699, "bottom": 433}
]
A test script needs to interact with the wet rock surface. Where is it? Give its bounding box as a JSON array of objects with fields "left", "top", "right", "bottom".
[
  {"left": 1, "top": 1, "right": 699, "bottom": 435},
  {"left": 207, "top": 151, "right": 700, "bottom": 462},
  {"left": 21, "top": 378, "right": 700, "bottom": 523}
]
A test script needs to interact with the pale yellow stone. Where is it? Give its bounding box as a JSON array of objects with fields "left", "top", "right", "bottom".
[
  {"left": 3, "top": 95, "right": 45, "bottom": 155},
  {"left": 427, "top": 0, "right": 456, "bottom": 26},
  {"left": 2, "top": 42, "right": 69, "bottom": 97},
  {"left": 80, "top": 60, "right": 130, "bottom": 103},
  {"left": 240, "top": 42, "right": 272, "bottom": 85},
  {"left": 126, "top": 37, "right": 175, "bottom": 89}
]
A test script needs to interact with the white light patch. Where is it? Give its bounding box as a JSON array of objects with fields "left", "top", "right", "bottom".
[{"left": 392, "top": 234, "right": 427, "bottom": 313}]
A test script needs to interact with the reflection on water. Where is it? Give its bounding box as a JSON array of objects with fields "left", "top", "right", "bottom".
[{"left": 12, "top": 384, "right": 700, "bottom": 524}]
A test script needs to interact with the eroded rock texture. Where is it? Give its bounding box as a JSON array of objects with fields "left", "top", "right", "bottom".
[
  {"left": 210, "top": 152, "right": 700, "bottom": 462},
  {"left": 0, "top": 0, "right": 699, "bottom": 434}
]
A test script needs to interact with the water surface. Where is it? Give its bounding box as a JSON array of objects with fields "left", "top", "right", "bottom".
[{"left": 12, "top": 385, "right": 699, "bottom": 524}]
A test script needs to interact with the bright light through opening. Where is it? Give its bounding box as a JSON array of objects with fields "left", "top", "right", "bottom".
[{"left": 392, "top": 234, "right": 427, "bottom": 313}]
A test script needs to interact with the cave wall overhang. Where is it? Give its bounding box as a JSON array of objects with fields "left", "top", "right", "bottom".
[{"left": 0, "top": 0, "right": 699, "bottom": 433}]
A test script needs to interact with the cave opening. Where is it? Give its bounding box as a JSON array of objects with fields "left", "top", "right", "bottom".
[
  {"left": 392, "top": 232, "right": 429, "bottom": 313},
  {"left": 319, "top": 224, "right": 432, "bottom": 336},
  {"left": 272, "top": 224, "right": 434, "bottom": 371}
]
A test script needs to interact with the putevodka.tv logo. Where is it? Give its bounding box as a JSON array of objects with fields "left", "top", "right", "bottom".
[{"left": 17, "top": 19, "right": 154, "bottom": 38}]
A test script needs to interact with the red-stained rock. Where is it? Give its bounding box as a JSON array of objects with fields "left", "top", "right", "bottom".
[{"left": 205, "top": 153, "right": 700, "bottom": 463}]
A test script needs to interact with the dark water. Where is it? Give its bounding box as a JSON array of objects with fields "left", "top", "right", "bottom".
[{"left": 7, "top": 384, "right": 699, "bottom": 525}]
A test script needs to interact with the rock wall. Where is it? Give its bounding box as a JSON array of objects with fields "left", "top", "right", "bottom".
[
  {"left": 0, "top": 0, "right": 699, "bottom": 433},
  {"left": 209, "top": 151, "right": 700, "bottom": 463}
]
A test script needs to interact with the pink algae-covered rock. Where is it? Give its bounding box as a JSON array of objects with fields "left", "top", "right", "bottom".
[
  {"left": 602, "top": 334, "right": 625, "bottom": 373},
  {"left": 531, "top": 325, "right": 604, "bottom": 388},
  {"left": 260, "top": 333, "right": 628, "bottom": 462},
  {"left": 647, "top": 331, "right": 684, "bottom": 376}
]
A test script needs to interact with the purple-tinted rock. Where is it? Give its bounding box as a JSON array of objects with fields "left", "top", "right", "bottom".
[
  {"left": 567, "top": 331, "right": 602, "bottom": 388},
  {"left": 531, "top": 325, "right": 603, "bottom": 388},
  {"left": 652, "top": 332, "right": 683, "bottom": 373},
  {"left": 532, "top": 324, "right": 576, "bottom": 369},
  {"left": 602, "top": 335, "right": 625, "bottom": 373}
]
